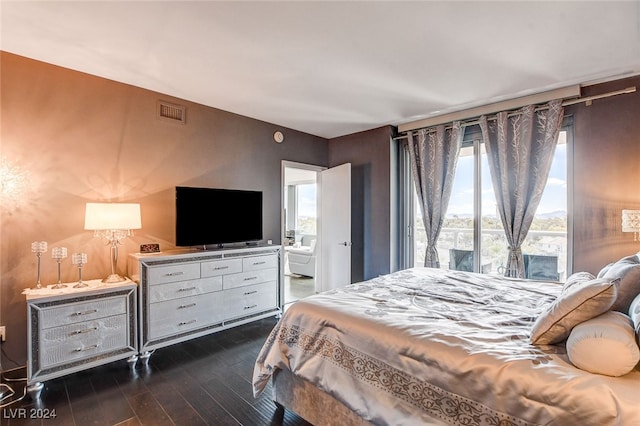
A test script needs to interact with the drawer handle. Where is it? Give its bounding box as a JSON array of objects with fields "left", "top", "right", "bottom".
[
  {"left": 178, "top": 286, "right": 197, "bottom": 292},
  {"left": 164, "top": 271, "right": 185, "bottom": 277},
  {"left": 178, "top": 303, "right": 196, "bottom": 309},
  {"left": 244, "top": 304, "right": 258, "bottom": 310},
  {"left": 178, "top": 319, "right": 197, "bottom": 326},
  {"left": 74, "top": 344, "right": 99, "bottom": 352},
  {"left": 244, "top": 290, "right": 258, "bottom": 295},
  {"left": 72, "top": 309, "right": 98, "bottom": 317},
  {"left": 70, "top": 327, "right": 98, "bottom": 336},
  {"left": 253, "top": 261, "right": 266, "bottom": 265},
  {"left": 244, "top": 276, "right": 258, "bottom": 281},
  {"left": 214, "top": 266, "right": 229, "bottom": 270}
]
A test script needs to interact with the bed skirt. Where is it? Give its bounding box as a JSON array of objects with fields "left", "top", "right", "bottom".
[{"left": 273, "top": 369, "right": 374, "bottom": 426}]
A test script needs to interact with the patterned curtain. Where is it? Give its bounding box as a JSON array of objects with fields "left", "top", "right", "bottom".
[
  {"left": 407, "top": 123, "right": 463, "bottom": 268},
  {"left": 479, "top": 100, "right": 564, "bottom": 278}
]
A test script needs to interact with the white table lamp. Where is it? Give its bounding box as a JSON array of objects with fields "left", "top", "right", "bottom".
[{"left": 85, "top": 202, "right": 141, "bottom": 283}]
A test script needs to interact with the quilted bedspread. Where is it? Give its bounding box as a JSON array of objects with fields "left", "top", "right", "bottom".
[{"left": 253, "top": 268, "right": 640, "bottom": 425}]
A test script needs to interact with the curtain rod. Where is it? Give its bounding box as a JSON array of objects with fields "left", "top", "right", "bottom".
[
  {"left": 393, "top": 86, "right": 636, "bottom": 140},
  {"left": 561, "top": 86, "right": 635, "bottom": 106},
  {"left": 397, "top": 85, "right": 580, "bottom": 133}
]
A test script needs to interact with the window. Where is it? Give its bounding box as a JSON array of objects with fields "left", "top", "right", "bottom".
[
  {"left": 284, "top": 183, "right": 317, "bottom": 239},
  {"left": 403, "top": 125, "right": 571, "bottom": 280}
]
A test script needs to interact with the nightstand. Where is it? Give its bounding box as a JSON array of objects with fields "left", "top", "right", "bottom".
[{"left": 24, "top": 279, "right": 137, "bottom": 399}]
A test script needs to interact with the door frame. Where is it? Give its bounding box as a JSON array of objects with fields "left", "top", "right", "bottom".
[{"left": 281, "top": 160, "right": 326, "bottom": 299}]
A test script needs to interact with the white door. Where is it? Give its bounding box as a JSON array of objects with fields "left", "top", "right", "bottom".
[{"left": 318, "top": 163, "right": 351, "bottom": 291}]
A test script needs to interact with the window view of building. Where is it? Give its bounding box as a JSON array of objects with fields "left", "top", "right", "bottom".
[
  {"left": 295, "top": 184, "right": 317, "bottom": 236},
  {"left": 413, "top": 130, "right": 568, "bottom": 280},
  {"left": 284, "top": 175, "right": 317, "bottom": 244}
]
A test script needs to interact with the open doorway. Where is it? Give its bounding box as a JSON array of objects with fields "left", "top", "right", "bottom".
[{"left": 282, "top": 161, "right": 323, "bottom": 304}]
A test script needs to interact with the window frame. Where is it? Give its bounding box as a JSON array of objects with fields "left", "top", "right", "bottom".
[{"left": 397, "top": 116, "right": 574, "bottom": 277}]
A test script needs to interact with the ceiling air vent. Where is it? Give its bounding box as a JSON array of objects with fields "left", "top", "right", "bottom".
[{"left": 157, "top": 101, "right": 186, "bottom": 124}]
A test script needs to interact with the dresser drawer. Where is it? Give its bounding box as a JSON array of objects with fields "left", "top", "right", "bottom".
[
  {"left": 147, "top": 262, "right": 200, "bottom": 285},
  {"left": 201, "top": 258, "right": 242, "bottom": 278},
  {"left": 39, "top": 297, "right": 126, "bottom": 329},
  {"left": 148, "top": 292, "right": 224, "bottom": 339},
  {"left": 39, "top": 314, "right": 129, "bottom": 368},
  {"left": 223, "top": 267, "right": 278, "bottom": 290},
  {"left": 243, "top": 254, "right": 278, "bottom": 271},
  {"left": 223, "top": 281, "right": 277, "bottom": 319},
  {"left": 149, "top": 276, "right": 223, "bottom": 303}
]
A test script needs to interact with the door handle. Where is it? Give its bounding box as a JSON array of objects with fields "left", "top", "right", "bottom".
[{"left": 339, "top": 241, "right": 352, "bottom": 246}]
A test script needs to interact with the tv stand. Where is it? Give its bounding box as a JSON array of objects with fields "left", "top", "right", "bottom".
[{"left": 128, "top": 245, "right": 282, "bottom": 359}]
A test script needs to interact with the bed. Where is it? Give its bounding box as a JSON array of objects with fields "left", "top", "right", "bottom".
[{"left": 253, "top": 267, "right": 640, "bottom": 425}]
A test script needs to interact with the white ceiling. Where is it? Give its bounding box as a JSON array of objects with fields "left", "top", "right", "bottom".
[{"left": 2, "top": 1, "right": 640, "bottom": 139}]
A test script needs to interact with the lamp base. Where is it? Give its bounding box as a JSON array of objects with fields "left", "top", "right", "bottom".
[{"left": 102, "top": 273, "right": 127, "bottom": 284}]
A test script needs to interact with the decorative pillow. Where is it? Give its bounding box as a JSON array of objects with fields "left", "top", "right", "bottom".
[
  {"left": 628, "top": 292, "right": 640, "bottom": 336},
  {"left": 597, "top": 262, "right": 614, "bottom": 278},
  {"left": 562, "top": 271, "right": 596, "bottom": 294},
  {"left": 566, "top": 311, "right": 640, "bottom": 376},
  {"left": 530, "top": 277, "right": 618, "bottom": 345},
  {"left": 601, "top": 254, "right": 640, "bottom": 312}
]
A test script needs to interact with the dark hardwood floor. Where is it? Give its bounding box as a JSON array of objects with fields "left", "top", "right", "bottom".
[{"left": 1, "top": 317, "right": 311, "bottom": 426}]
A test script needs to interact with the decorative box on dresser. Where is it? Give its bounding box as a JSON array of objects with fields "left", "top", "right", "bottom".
[
  {"left": 24, "top": 279, "right": 138, "bottom": 399},
  {"left": 127, "top": 245, "right": 281, "bottom": 361}
]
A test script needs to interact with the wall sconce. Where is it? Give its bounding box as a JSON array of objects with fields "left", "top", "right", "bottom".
[
  {"left": 84, "top": 203, "right": 141, "bottom": 283},
  {"left": 622, "top": 209, "right": 640, "bottom": 241}
]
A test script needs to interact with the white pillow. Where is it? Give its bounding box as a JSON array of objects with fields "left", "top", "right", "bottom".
[
  {"left": 628, "top": 292, "right": 640, "bottom": 335},
  {"left": 566, "top": 311, "right": 640, "bottom": 377},
  {"left": 597, "top": 262, "right": 614, "bottom": 278},
  {"left": 562, "top": 271, "right": 596, "bottom": 294}
]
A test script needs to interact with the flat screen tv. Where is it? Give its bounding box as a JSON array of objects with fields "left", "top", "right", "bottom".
[{"left": 175, "top": 186, "right": 263, "bottom": 248}]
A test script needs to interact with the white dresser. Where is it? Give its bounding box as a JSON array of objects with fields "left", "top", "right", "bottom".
[
  {"left": 25, "top": 280, "right": 138, "bottom": 398},
  {"left": 128, "top": 245, "right": 281, "bottom": 358}
]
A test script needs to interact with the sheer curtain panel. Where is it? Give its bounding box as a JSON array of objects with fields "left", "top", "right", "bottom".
[
  {"left": 479, "top": 100, "right": 564, "bottom": 278},
  {"left": 407, "top": 123, "right": 463, "bottom": 268}
]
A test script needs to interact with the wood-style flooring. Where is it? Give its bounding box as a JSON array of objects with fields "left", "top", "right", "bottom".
[{"left": 1, "top": 317, "right": 311, "bottom": 426}]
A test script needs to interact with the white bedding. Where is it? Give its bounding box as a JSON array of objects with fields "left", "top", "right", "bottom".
[{"left": 253, "top": 268, "right": 640, "bottom": 425}]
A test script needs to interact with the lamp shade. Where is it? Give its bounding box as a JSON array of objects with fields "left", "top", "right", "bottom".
[
  {"left": 622, "top": 209, "right": 640, "bottom": 233},
  {"left": 84, "top": 203, "right": 142, "bottom": 230}
]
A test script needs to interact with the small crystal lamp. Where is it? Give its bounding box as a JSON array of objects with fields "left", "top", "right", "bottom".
[
  {"left": 72, "top": 253, "right": 88, "bottom": 288},
  {"left": 622, "top": 209, "right": 640, "bottom": 241},
  {"left": 51, "top": 246, "right": 68, "bottom": 289},
  {"left": 31, "top": 241, "right": 47, "bottom": 289},
  {"left": 84, "top": 202, "right": 141, "bottom": 283}
]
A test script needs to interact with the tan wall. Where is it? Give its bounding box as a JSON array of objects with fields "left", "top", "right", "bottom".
[{"left": 0, "top": 52, "right": 328, "bottom": 368}]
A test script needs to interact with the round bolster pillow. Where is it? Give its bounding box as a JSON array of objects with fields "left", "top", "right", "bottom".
[{"left": 566, "top": 311, "right": 640, "bottom": 377}]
